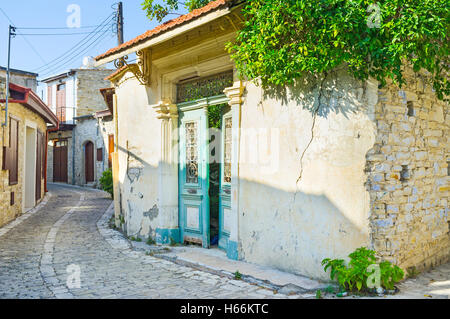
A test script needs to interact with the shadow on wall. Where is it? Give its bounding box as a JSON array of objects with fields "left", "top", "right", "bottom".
[
  {"left": 116, "top": 144, "right": 161, "bottom": 239},
  {"left": 238, "top": 177, "right": 370, "bottom": 280},
  {"left": 261, "top": 67, "right": 368, "bottom": 119},
  {"left": 114, "top": 144, "right": 370, "bottom": 280}
]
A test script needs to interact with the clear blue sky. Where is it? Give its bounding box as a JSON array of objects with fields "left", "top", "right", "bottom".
[{"left": 0, "top": 0, "right": 183, "bottom": 81}]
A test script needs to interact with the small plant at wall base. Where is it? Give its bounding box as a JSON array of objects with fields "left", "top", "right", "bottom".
[
  {"left": 321, "top": 247, "right": 404, "bottom": 295},
  {"left": 99, "top": 168, "right": 113, "bottom": 199}
]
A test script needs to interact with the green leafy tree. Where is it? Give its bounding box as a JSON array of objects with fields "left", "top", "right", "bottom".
[
  {"left": 141, "top": 0, "right": 212, "bottom": 22},
  {"left": 228, "top": 0, "right": 449, "bottom": 100},
  {"left": 99, "top": 168, "right": 114, "bottom": 199},
  {"left": 142, "top": 0, "right": 449, "bottom": 101}
]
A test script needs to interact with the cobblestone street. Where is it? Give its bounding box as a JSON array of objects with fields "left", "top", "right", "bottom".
[
  {"left": 0, "top": 184, "right": 297, "bottom": 299},
  {"left": 0, "top": 184, "right": 448, "bottom": 299}
]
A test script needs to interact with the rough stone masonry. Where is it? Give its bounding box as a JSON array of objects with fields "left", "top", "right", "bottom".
[{"left": 366, "top": 67, "right": 449, "bottom": 272}]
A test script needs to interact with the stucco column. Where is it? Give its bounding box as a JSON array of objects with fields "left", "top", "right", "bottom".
[
  {"left": 153, "top": 101, "right": 179, "bottom": 244},
  {"left": 224, "top": 81, "right": 245, "bottom": 260}
]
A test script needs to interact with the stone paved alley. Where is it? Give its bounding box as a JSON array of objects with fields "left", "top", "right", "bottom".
[{"left": 0, "top": 184, "right": 448, "bottom": 299}]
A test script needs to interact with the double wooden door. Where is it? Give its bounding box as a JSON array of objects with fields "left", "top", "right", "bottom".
[{"left": 53, "top": 142, "right": 68, "bottom": 183}]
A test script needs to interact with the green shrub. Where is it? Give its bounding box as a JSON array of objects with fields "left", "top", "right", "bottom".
[
  {"left": 99, "top": 168, "right": 113, "bottom": 198},
  {"left": 322, "top": 247, "right": 404, "bottom": 293}
]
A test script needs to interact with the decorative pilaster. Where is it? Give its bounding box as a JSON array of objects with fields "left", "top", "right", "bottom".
[
  {"left": 152, "top": 100, "right": 180, "bottom": 243},
  {"left": 223, "top": 81, "right": 245, "bottom": 260}
]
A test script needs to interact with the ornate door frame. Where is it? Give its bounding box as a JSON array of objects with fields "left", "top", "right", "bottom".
[{"left": 177, "top": 94, "right": 230, "bottom": 248}]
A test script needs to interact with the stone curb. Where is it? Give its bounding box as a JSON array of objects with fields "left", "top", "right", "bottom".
[
  {"left": 39, "top": 189, "right": 85, "bottom": 299},
  {"left": 0, "top": 192, "right": 52, "bottom": 238},
  {"left": 96, "top": 203, "right": 317, "bottom": 297}
]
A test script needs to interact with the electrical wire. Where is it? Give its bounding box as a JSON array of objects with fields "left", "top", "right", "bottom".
[
  {"left": 35, "top": 22, "right": 114, "bottom": 74},
  {"left": 32, "top": 13, "right": 115, "bottom": 73},
  {"left": 0, "top": 7, "right": 48, "bottom": 65},
  {"left": 38, "top": 28, "right": 114, "bottom": 78},
  {"left": 15, "top": 24, "right": 110, "bottom": 30},
  {"left": 19, "top": 30, "right": 114, "bottom": 36}
]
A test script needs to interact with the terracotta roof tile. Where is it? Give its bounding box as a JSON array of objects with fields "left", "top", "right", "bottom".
[
  {"left": 95, "top": 0, "right": 233, "bottom": 61},
  {"left": 104, "top": 65, "right": 128, "bottom": 81}
]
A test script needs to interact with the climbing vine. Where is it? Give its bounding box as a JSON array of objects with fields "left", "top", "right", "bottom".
[
  {"left": 142, "top": 0, "right": 210, "bottom": 22},
  {"left": 142, "top": 0, "right": 449, "bottom": 100},
  {"left": 227, "top": 0, "right": 449, "bottom": 100},
  {"left": 208, "top": 104, "right": 227, "bottom": 129}
]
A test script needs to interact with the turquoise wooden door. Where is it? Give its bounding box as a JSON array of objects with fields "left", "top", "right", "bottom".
[
  {"left": 218, "top": 110, "right": 232, "bottom": 250},
  {"left": 178, "top": 107, "right": 210, "bottom": 248}
]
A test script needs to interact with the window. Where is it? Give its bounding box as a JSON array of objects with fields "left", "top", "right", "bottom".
[
  {"left": 8, "top": 117, "right": 19, "bottom": 185},
  {"left": 47, "top": 86, "right": 52, "bottom": 107},
  {"left": 54, "top": 140, "right": 68, "bottom": 147},
  {"left": 56, "top": 83, "right": 66, "bottom": 122},
  {"left": 185, "top": 122, "right": 198, "bottom": 184},
  {"left": 97, "top": 148, "right": 103, "bottom": 162},
  {"left": 108, "top": 134, "right": 114, "bottom": 169},
  {"left": 223, "top": 117, "right": 232, "bottom": 183}
]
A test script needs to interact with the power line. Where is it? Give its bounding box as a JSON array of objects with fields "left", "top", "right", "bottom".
[
  {"left": 15, "top": 24, "right": 110, "bottom": 30},
  {"left": 32, "top": 13, "right": 115, "bottom": 73},
  {"left": 19, "top": 30, "right": 113, "bottom": 36},
  {"left": 0, "top": 6, "right": 48, "bottom": 66},
  {"left": 35, "top": 20, "right": 114, "bottom": 75},
  {"left": 38, "top": 28, "right": 114, "bottom": 78},
  {"left": 37, "top": 26, "right": 113, "bottom": 77}
]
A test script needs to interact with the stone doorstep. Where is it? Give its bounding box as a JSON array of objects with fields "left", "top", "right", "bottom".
[
  {"left": 148, "top": 246, "right": 329, "bottom": 295},
  {"left": 99, "top": 202, "right": 329, "bottom": 297}
]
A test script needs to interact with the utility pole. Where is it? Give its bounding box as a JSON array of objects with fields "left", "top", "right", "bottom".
[
  {"left": 2, "top": 25, "right": 16, "bottom": 127},
  {"left": 117, "top": 2, "right": 123, "bottom": 45}
]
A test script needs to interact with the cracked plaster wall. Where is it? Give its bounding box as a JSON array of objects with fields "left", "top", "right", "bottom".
[{"left": 238, "top": 69, "right": 377, "bottom": 280}]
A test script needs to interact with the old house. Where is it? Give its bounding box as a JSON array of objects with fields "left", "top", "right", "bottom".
[
  {"left": 42, "top": 63, "right": 114, "bottom": 187},
  {"left": 0, "top": 66, "right": 38, "bottom": 92},
  {"left": 94, "top": 0, "right": 449, "bottom": 279},
  {"left": 0, "top": 78, "right": 58, "bottom": 228}
]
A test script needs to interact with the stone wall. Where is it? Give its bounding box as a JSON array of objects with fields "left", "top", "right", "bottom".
[
  {"left": 75, "top": 69, "right": 113, "bottom": 117},
  {"left": 96, "top": 114, "right": 115, "bottom": 169},
  {"left": 0, "top": 70, "right": 37, "bottom": 92},
  {"left": 0, "top": 102, "right": 47, "bottom": 227},
  {"left": 366, "top": 68, "right": 450, "bottom": 272},
  {"left": 72, "top": 116, "right": 108, "bottom": 187}
]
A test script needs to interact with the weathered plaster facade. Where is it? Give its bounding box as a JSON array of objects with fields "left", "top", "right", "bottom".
[
  {"left": 0, "top": 80, "right": 57, "bottom": 228},
  {"left": 0, "top": 103, "right": 47, "bottom": 227},
  {"left": 96, "top": 0, "right": 449, "bottom": 280},
  {"left": 237, "top": 70, "right": 377, "bottom": 278}
]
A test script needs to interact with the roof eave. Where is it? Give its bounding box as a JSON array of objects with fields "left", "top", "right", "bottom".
[{"left": 95, "top": 6, "right": 233, "bottom": 67}]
